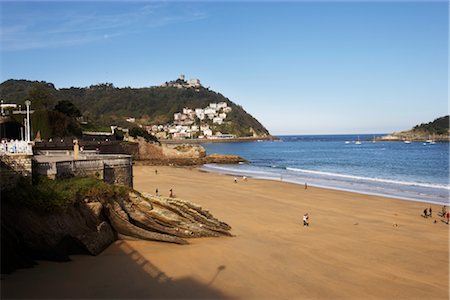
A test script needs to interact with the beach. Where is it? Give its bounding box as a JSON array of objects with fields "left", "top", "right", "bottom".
[{"left": 2, "top": 165, "right": 449, "bottom": 299}]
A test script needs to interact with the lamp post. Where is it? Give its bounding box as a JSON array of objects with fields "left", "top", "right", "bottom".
[{"left": 25, "top": 100, "right": 31, "bottom": 142}]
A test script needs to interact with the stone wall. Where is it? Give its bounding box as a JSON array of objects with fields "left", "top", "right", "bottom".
[
  {"left": 0, "top": 155, "right": 33, "bottom": 191},
  {"left": 33, "top": 155, "right": 133, "bottom": 188}
]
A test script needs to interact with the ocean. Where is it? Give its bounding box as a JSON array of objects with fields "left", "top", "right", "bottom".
[{"left": 200, "top": 134, "right": 450, "bottom": 205}]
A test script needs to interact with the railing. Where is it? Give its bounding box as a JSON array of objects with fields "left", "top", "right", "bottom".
[{"left": 0, "top": 140, "right": 33, "bottom": 155}]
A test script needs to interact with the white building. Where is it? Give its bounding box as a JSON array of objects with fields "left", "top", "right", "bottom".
[
  {"left": 217, "top": 102, "right": 227, "bottom": 109},
  {"left": 200, "top": 124, "right": 210, "bottom": 131},
  {"left": 219, "top": 113, "right": 227, "bottom": 119},
  {"left": 223, "top": 107, "right": 232, "bottom": 113},
  {"left": 183, "top": 108, "right": 193, "bottom": 115},
  {"left": 213, "top": 117, "right": 223, "bottom": 125},
  {"left": 204, "top": 107, "right": 216, "bottom": 115},
  {"left": 187, "top": 79, "right": 201, "bottom": 87},
  {"left": 209, "top": 103, "right": 217, "bottom": 109},
  {"left": 203, "top": 128, "right": 213, "bottom": 136},
  {"left": 174, "top": 113, "right": 182, "bottom": 121}
]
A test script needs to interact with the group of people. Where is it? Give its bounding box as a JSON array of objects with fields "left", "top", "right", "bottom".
[
  {"left": 154, "top": 169, "right": 174, "bottom": 198},
  {"left": 234, "top": 176, "right": 247, "bottom": 183},
  {"left": 423, "top": 206, "right": 450, "bottom": 224},
  {"left": 423, "top": 207, "right": 433, "bottom": 218}
]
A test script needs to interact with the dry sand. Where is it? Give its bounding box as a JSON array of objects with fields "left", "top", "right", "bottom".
[{"left": 2, "top": 166, "right": 449, "bottom": 299}]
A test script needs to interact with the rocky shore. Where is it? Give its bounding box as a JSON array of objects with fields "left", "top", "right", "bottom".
[
  {"left": 375, "top": 132, "right": 449, "bottom": 142},
  {"left": 1, "top": 176, "right": 231, "bottom": 274}
]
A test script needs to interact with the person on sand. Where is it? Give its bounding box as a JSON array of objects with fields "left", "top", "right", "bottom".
[
  {"left": 429, "top": 207, "right": 432, "bottom": 217},
  {"left": 234, "top": 177, "right": 237, "bottom": 183},
  {"left": 155, "top": 169, "right": 158, "bottom": 175},
  {"left": 446, "top": 212, "right": 450, "bottom": 225},
  {"left": 305, "top": 182, "right": 308, "bottom": 190},
  {"left": 243, "top": 176, "right": 247, "bottom": 181},
  {"left": 423, "top": 208, "right": 428, "bottom": 218},
  {"left": 303, "top": 213, "right": 309, "bottom": 227},
  {"left": 169, "top": 189, "right": 173, "bottom": 198},
  {"left": 155, "top": 188, "right": 159, "bottom": 196}
]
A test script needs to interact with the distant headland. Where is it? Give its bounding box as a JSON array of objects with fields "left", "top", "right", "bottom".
[{"left": 377, "top": 115, "right": 449, "bottom": 142}]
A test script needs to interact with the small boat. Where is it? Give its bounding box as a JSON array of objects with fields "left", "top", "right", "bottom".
[
  {"left": 404, "top": 140, "right": 411, "bottom": 144},
  {"left": 355, "top": 136, "right": 362, "bottom": 145},
  {"left": 345, "top": 141, "right": 350, "bottom": 144}
]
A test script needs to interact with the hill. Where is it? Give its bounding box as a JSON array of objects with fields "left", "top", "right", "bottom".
[
  {"left": 0, "top": 79, "right": 270, "bottom": 139},
  {"left": 379, "top": 115, "right": 449, "bottom": 142}
]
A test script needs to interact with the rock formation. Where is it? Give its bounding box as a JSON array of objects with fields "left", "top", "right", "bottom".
[{"left": 1, "top": 180, "right": 232, "bottom": 273}]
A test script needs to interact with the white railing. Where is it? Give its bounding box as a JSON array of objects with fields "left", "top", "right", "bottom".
[{"left": 0, "top": 140, "right": 33, "bottom": 155}]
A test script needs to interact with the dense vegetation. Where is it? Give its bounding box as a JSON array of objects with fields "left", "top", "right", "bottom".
[
  {"left": 412, "top": 115, "right": 449, "bottom": 135},
  {"left": 2, "top": 176, "right": 127, "bottom": 213},
  {"left": 0, "top": 79, "right": 270, "bottom": 138}
]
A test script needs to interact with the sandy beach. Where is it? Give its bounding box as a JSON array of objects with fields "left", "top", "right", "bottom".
[{"left": 2, "top": 165, "right": 449, "bottom": 299}]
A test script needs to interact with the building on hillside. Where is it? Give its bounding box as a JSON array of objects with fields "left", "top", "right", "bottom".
[
  {"left": 204, "top": 107, "right": 216, "bottom": 115},
  {"left": 203, "top": 128, "right": 213, "bottom": 137},
  {"left": 213, "top": 117, "right": 223, "bottom": 125},
  {"left": 187, "top": 79, "right": 201, "bottom": 87},
  {"left": 217, "top": 102, "right": 227, "bottom": 109}
]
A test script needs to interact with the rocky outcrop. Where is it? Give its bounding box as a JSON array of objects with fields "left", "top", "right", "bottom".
[
  {"left": 1, "top": 200, "right": 115, "bottom": 273},
  {"left": 1, "top": 179, "right": 232, "bottom": 274}
]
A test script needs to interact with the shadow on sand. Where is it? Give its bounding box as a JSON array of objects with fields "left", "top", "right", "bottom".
[{"left": 1, "top": 240, "right": 232, "bottom": 299}]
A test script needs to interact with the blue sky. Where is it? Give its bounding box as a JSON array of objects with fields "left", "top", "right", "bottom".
[{"left": 0, "top": 1, "right": 447, "bottom": 135}]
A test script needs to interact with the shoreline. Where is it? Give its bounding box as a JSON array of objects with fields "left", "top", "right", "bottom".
[
  {"left": 201, "top": 164, "right": 450, "bottom": 205},
  {"left": 2, "top": 165, "right": 449, "bottom": 299},
  {"left": 159, "top": 135, "right": 279, "bottom": 144}
]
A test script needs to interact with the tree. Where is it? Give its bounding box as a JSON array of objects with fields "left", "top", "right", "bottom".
[
  {"left": 54, "top": 100, "right": 81, "bottom": 118},
  {"left": 28, "top": 85, "right": 56, "bottom": 110}
]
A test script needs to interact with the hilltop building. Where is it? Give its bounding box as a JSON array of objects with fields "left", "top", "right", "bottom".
[{"left": 161, "top": 74, "right": 202, "bottom": 89}]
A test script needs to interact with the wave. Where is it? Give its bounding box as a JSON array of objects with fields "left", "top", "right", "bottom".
[
  {"left": 285, "top": 167, "right": 450, "bottom": 190},
  {"left": 201, "top": 164, "right": 450, "bottom": 204}
]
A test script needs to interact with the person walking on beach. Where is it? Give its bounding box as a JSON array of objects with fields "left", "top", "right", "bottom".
[
  {"left": 423, "top": 208, "right": 428, "bottom": 218},
  {"left": 234, "top": 177, "right": 237, "bottom": 183},
  {"left": 169, "top": 189, "right": 173, "bottom": 198},
  {"left": 446, "top": 212, "right": 450, "bottom": 224},
  {"left": 155, "top": 169, "right": 158, "bottom": 175},
  {"left": 305, "top": 182, "right": 308, "bottom": 190},
  {"left": 303, "top": 213, "right": 309, "bottom": 227},
  {"left": 155, "top": 188, "right": 159, "bottom": 196},
  {"left": 429, "top": 207, "right": 432, "bottom": 217}
]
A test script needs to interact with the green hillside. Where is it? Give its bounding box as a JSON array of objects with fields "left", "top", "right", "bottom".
[
  {"left": 0, "top": 79, "right": 270, "bottom": 138},
  {"left": 411, "top": 115, "right": 449, "bottom": 135}
]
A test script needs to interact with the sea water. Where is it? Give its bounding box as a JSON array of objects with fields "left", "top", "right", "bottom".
[{"left": 201, "top": 135, "right": 450, "bottom": 205}]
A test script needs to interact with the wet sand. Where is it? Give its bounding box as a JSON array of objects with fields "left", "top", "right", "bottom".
[{"left": 2, "top": 166, "right": 449, "bottom": 299}]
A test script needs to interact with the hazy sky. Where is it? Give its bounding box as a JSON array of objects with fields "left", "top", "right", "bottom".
[{"left": 0, "top": 1, "right": 447, "bottom": 135}]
